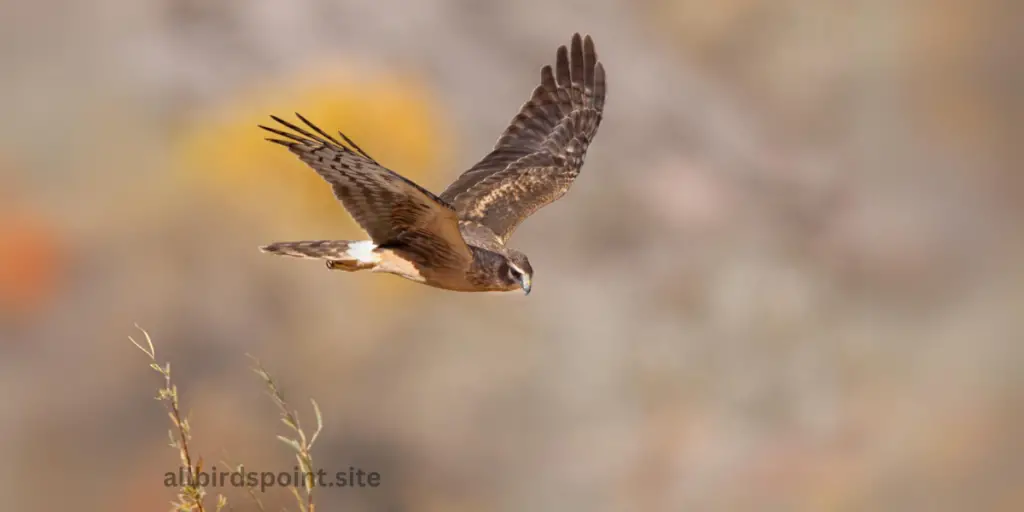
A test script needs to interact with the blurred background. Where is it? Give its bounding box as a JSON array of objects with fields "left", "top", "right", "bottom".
[{"left": 1, "top": 0, "right": 1021, "bottom": 510}]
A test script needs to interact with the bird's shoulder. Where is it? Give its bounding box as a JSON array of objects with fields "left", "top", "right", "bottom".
[{"left": 458, "top": 220, "right": 506, "bottom": 253}]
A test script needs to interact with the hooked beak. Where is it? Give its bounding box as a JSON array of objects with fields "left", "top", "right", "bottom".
[{"left": 520, "top": 274, "right": 532, "bottom": 296}]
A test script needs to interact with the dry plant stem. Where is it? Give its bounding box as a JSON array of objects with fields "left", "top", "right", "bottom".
[
  {"left": 220, "top": 457, "right": 267, "bottom": 512},
  {"left": 249, "top": 355, "right": 324, "bottom": 512},
  {"left": 130, "top": 325, "right": 227, "bottom": 512},
  {"left": 129, "top": 326, "right": 322, "bottom": 512}
]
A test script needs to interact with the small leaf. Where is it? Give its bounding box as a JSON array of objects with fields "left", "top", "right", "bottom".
[
  {"left": 128, "top": 325, "right": 156, "bottom": 358},
  {"left": 277, "top": 435, "right": 303, "bottom": 453},
  {"left": 308, "top": 399, "right": 324, "bottom": 447}
]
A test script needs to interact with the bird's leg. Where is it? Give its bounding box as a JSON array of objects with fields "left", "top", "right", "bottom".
[{"left": 325, "top": 259, "right": 371, "bottom": 272}]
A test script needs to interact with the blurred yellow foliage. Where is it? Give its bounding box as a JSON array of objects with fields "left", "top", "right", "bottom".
[{"left": 176, "top": 64, "right": 454, "bottom": 232}]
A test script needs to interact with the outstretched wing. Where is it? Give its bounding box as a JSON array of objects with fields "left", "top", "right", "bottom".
[
  {"left": 260, "top": 114, "right": 473, "bottom": 269},
  {"left": 440, "top": 33, "right": 606, "bottom": 242}
]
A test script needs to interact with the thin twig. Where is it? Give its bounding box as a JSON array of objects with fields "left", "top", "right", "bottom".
[
  {"left": 248, "top": 354, "right": 324, "bottom": 512},
  {"left": 131, "top": 325, "right": 228, "bottom": 512}
]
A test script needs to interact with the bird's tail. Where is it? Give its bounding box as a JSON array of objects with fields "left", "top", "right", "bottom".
[{"left": 259, "top": 240, "right": 378, "bottom": 271}]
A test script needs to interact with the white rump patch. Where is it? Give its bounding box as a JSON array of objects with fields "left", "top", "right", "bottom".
[{"left": 346, "top": 241, "right": 379, "bottom": 264}]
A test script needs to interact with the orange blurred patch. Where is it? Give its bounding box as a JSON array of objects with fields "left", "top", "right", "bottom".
[{"left": 0, "top": 211, "right": 66, "bottom": 320}]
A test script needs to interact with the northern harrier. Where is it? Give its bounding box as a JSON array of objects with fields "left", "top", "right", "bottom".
[{"left": 259, "top": 33, "right": 605, "bottom": 295}]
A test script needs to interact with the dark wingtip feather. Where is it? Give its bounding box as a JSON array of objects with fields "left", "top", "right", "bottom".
[
  {"left": 539, "top": 64, "right": 555, "bottom": 89},
  {"left": 277, "top": 114, "right": 331, "bottom": 145},
  {"left": 269, "top": 114, "right": 290, "bottom": 127},
  {"left": 570, "top": 33, "right": 585, "bottom": 85},
  {"left": 260, "top": 122, "right": 311, "bottom": 145},
  {"left": 555, "top": 45, "right": 570, "bottom": 86},
  {"left": 264, "top": 137, "right": 293, "bottom": 147},
  {"left": 582, "top": 35, "right": 597, "bottom": 99},
  {"left": 258, "top": 122, "right": 282, "bottom": 135},
  {"left": 264, "top": 113, "right": 378, "bottom": 163},
  {"left": 294, "top": 112, "right": 344, "bottom": 146},
  {"left": 335, "top": 129, "right": 378, "bottom": 163}
]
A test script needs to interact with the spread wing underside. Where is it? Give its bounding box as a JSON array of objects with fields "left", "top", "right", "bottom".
[{"left": 440, "top": 33, "right": 606, "bottom": 242}]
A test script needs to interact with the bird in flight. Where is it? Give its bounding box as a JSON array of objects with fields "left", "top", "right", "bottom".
[{"left": 259, "top": 33, "right": 606, "bottom": 295}]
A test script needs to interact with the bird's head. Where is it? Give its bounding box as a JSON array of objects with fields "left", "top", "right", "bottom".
[{"left": 503, "top": 250, "right": 534, "bottom": 295}]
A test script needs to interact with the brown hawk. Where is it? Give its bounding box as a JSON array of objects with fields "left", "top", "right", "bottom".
[{"left": 259, "top": 33, "right": 606, "bottom": 295}]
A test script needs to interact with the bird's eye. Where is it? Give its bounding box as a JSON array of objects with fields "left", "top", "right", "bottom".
[{"left": 508, "top": 266, "right": 521, "bottom": 280}]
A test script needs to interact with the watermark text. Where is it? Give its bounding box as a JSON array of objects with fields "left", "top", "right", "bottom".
[{"left": 164, "top": 465, "right": 381, "bottom": 492}]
